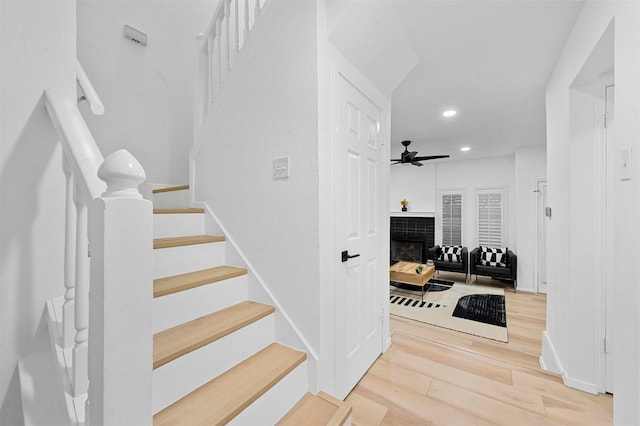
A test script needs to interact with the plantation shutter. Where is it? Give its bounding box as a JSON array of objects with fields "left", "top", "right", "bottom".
[
  {"left": 477, "top": 189, "right": 504, "bottom": 247},
  {"left": 441, "top": 192, "right": 462, "bottom": 246}
]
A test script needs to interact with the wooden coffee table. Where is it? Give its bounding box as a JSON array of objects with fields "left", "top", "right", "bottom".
[{"left": 389, "top": 261, "right": 435, "bottom": 302}]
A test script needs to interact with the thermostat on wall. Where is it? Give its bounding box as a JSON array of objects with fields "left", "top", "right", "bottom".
[{"left": 123, "top": 25, "right": 147, "bottom": 46}]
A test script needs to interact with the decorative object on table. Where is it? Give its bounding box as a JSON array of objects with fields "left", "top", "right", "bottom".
[
  {"left": 415, "top": 265, "right": 423, "bottom": 274},
  {"left": 401, "top": 198, "right": 408, "bottom": 212},
  {"left": 389, "top": 281, "right": 508, "bottom": 342}
]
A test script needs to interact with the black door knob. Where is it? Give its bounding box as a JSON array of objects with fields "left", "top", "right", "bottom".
[{"left": 341, "top": 250, "right": 361, "bottom": 262}]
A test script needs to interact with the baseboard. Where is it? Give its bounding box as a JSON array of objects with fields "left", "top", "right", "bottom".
[
  {"left": 562, "top": 371, "right": 599, "bottom": 395},
  {"left": 540, "top": 330, "right": 563, "bottom": 374}
]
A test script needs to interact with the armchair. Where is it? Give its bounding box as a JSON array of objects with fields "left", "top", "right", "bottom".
[
  {"left": 427, "top": 245, "right": 468, "bottom": 282},
  {"left": 470, "top": 247, "right": 517, "bottom": 290}
]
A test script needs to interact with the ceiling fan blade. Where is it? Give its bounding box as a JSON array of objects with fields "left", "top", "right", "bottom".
[
  {"left": 391, "top": 161, "right": 402, "bottom": 165},
  {"left": 412, "top": 161, "right": 423, "bottom": 167},
  {"left": 412, "top": 155, "right": 450, "bottom": 161},
  {"left": 405, "top": 151, "right": 418, "bottom": 161},
  {"left": 390, "top": 158, "right": 402, "bottom": 162}
]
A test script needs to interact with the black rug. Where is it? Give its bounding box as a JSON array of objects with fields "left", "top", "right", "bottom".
[
  {"left": 452, "top": 294, "right": 506, "bottom": 327},
  {"left": 390, "top": 278, "right": 454, "bottom": 293}
]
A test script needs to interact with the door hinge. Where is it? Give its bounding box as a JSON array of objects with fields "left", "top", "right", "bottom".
[
  {"left": 604, "top": 337, "right": 610, "bottom": 353},
  {"left": 604, "top": 112, "right": 609, "bottom": 129}
]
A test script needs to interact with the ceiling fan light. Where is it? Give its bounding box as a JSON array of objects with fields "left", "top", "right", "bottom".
[
  {"left": 442, "top": 110, "right": 457, "bottom": 117},
  {"left": 460, "top": 146, "right": 470, "bottom": 152}
]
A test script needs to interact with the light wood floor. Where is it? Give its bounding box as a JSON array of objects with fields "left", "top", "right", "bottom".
[{"left": 346, "top": 272, "right": 613, "bottom": 425}]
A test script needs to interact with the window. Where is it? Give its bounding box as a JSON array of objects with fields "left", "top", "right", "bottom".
[
  {"left": 440, "top": 191, "right": 463, "bottom": 246},
  {"left": 476, "top": 187, "right": 505, "bottom": 247}
]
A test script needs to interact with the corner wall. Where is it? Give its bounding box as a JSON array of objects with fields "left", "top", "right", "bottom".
[
  {"left": 77, "top": 0, "right": 218, "bottom": 186},
  {"left": 0, "top": 1, "right": 76, "bottom": 423},
  {"left": 193, "top": 2, "right": 321, "bottom": 351},
  {"left": 544, "top": 2, "right": 640, "bottom": 423}
]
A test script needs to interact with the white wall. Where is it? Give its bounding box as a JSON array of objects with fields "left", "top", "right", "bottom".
[
  {"left": 0, "top": 1, "right": 76, "bottom": 423},
  {"left": 515, "top": 145, "right": 546, "bottom": 293},
  {"left": 77, "top": 0, "right": 218, "bottom": 186},
  {"left": 194, "top": 2, "right": 321, "bottom": 351},
  {"left": 389, "top": 162, "right": 436, "bottom": 213},
  {"left": 390, "top": 155, "right": 517, "bottom": 249},
  {"left": 544, "top": 2, "right": 640, "bottom": 423}
]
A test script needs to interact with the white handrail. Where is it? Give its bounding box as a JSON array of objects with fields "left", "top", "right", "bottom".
[
  {"left": 45, "top": 69, "right": 151, "bottom": 424},
  {"left": 76, "top": 60, "right": 105, "bottom": 116},
  {"left": 45, "top": 89, "right": 106, "bottom": 201}
]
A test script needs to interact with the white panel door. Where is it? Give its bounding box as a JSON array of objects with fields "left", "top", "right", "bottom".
[{"left": 334, "top": 73, "right": 383, "bottom": 398}]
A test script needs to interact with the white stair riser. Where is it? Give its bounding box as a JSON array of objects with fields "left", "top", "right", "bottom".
[
  {"left": 153, "top": 275, "right": 248, "bottom": 333},
  {"left": 154, "top": 242, "right": 225, "bottom": 279},
  {"left": 153, "top": 190, "right": 190, "bottom": 209},
  {"left": 229, "top": 360, "right": 308, "bottom": 426},
  {"left": 152, "top": 315, "right": 275, "bottom": 414},
  {"left": 153, "top": 214, "right": 204, "bottom": 239}
]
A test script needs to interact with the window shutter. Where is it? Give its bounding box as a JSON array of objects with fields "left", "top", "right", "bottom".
[
  {"left": 441, "top": 193, "right": 462, "bottom": 246},
  {"left": 477, "top": 189, "right": 504, "bottom": 247}
]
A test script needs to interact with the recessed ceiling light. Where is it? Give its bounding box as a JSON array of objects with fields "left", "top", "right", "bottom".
[
  {"left": 460, "top": 147, "right": 470, "bottom": 152},
  {"left": 442, "top": 110, "right": 457, "bottom": 117}
]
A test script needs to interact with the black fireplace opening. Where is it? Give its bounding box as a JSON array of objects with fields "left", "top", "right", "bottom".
[
  {"left": 390, "top": 216, "right": 435, "bottom": 265},
  {"left": 390, "top": 238, "right": 424, "bottom": 263}
]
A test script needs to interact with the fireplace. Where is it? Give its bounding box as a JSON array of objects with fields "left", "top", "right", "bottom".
[
  {"left": 390, "top": 238, "right": 424, "bottom": 263},
  {"left": 390, "top": 216, "right": 435, "bottom": 264}
]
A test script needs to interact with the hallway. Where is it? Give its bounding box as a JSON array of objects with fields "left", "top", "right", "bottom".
[{"left": 346, "top": 274, "right": 613, "bottom": 424}]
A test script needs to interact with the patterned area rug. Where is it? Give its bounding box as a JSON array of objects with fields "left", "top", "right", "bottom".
[{"left": 390, "top": 281, "right": 508, "bottom": 342}]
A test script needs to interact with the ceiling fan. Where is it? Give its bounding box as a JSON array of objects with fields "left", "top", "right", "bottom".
[{"left": 391, "top": 140, "right": 450, "bottom": 167}]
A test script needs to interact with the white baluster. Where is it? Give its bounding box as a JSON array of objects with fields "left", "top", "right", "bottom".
[
  {"left": 233, "top": 0, "right": 240, "bottom": 54},
  {"left": 244, "top": 0, "right": 250, "bottom": 40},
  {"left": 254, "top": 0, "right": 261, "bottom": 22},
  {"left": 72, "top": 188, "right": 89, "bottom": 397},
  {"left": 62, "top": 155, "right": 76, "bottom": 348},
  {"left": 208, "top": 34, "right": 215, "bottom": 104},
  {"left": 215, "top": 16, "right": 222, "bottom": 90},
  {"left": 223, "top": 0, "right": 231, "bottom": 76}
]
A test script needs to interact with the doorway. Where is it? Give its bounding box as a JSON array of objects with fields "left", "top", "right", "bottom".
[{"left": 535, "top": 180, "right": 548, "bottom": 294}]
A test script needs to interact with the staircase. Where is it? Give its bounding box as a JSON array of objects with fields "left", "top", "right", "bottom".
[{"left": 150, "top": 185, "right": 351, "bottom": 424}]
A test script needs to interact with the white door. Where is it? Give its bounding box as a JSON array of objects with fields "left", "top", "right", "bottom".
[
  {"left": 536, "top": 181, "right": 548, "bottom": 294},
  {"left": 334, "top": 73, "right": 384, "bottom": 398}
]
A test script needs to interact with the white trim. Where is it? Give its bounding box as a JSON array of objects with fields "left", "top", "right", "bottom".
[
  {"left": 540, "top": 330, "right": 563, "bottom": 374},
  {"left": 390, "top": 211, "right": 435, "bottom": 218},
  {"left": 562, "top": 372, "right": 599, "bottom": 395},
  {"left": 195, "top": 200, "right": 320, "bottom": 362},
  {"left": 533, "top": 178, "right": 547, "bottom": 294}
]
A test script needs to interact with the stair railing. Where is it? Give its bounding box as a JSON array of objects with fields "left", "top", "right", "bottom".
[
  {"left": 195, "top": 0, "right": 268, "bottom": 128},
  {"left": 45, "top": 61, "right": 152, "bottom": 425}
]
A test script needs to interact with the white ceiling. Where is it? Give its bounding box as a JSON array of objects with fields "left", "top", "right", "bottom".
[{"left": 389, "top": 0, "right": 585, "bottom": 162}]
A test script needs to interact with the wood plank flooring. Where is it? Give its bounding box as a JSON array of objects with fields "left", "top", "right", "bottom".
[{"left": 346, "top": 272, "right": 613, "bottom": 425}]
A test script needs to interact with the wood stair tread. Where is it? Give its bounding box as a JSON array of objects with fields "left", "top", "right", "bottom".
[
  {"left": 153, "top": 185, "right": 189, "bottom": 194},
  {"left": 277, "top": 391, "right": 352, "bottom": 426},
  {"left": 153, "top": 343, "right": 307, "bottom": 425},
  {"left": 153, "top": 208, "right": 204, "bottom": 214},
  {"left": 153, "top": 301, "right": 274, "bottom": 369},
  {"left": 154, "top": 266, "right": 247, "bottom": 298},
  {"left": 153, "top": 235, "right": 224, "bottom": 249}
]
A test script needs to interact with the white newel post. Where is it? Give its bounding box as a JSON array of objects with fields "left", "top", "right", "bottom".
[{"left": 87, "top": 149, "right": 152, "bottom": 425}]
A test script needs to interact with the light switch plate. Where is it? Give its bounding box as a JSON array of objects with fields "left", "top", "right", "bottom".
[{"left": 273, "top": 157, "right": 289, "bottom": 179}]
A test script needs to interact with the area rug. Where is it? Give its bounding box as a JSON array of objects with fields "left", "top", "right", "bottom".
[{"left": 390, "top": 281, "right": 508, "bottom": 342}]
